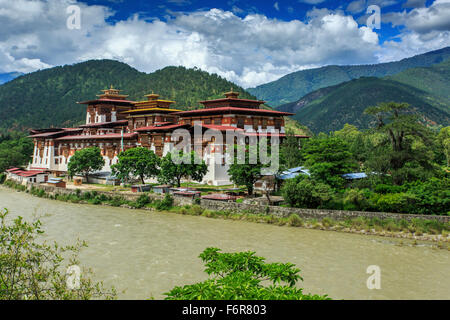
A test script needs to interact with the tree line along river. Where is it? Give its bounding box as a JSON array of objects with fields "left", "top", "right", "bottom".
[{"left": 1, "top": 186, "right": 449, "bottom": 300}]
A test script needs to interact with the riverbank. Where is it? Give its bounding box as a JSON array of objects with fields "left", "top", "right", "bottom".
[{"left": 2, "top": 180, "right": 449, "bottom": 246}]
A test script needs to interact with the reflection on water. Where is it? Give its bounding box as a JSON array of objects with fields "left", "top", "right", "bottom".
[{"left": 1, "top": 187, "right": 449, "bottom": 300}]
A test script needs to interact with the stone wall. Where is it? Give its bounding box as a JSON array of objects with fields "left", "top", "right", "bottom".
[
  {"left": 24, "top": 183, "right": 449, "bottom": 223},
  {"left": 26, "top": 183, "right": 190, "bottom": 207},
  {"left": 199, "top": 199, "right": 450, "bottom": 223}
]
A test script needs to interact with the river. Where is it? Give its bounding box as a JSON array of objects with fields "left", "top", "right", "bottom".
[{"left": 0, "top": 187, "right": 449, "bottom": 300}]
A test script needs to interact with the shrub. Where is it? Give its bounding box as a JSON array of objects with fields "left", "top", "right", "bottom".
[
  {"left": 0, "top": 173, "right": 6, "bottom": 184},
  {"left": 287, "top": 214, "right": 304, "bottom": 227},
  {"left": 155, "top": 194, "right": 173, "bottom": 211},
  {"left": 375, "top": 193, "right": 418, "bottom": 214},
  {"left": 109, "top": 196, "right": 124, "bottom": 207},
  {"left": 321, "top": 217, "right": 334, "bottom": 228},
  {"left": 134, "top": 194, "right": 150, "bottom": 208},
  {"left": 189, "top": 205, "right": 204, "bottom": 216},
  {"left": 281, "top": 176, "right": 333, "bottom": 209}
]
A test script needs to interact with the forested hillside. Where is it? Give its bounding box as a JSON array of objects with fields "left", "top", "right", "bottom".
[
  {"left": 0, "top": 60, "right": 257, "bottom": 132},
  {"left": 278, "top": 59, "right": 450, "bottom": 133},
  {"left": 248, "top": 46, "right": 450, "bottom": 107}
]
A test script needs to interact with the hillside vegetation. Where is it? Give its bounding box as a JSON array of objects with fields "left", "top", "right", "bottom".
[
  {"left": 0, "top": 60, "right": 257, "bottom": 132},
  {"left": 278, "top": 59, "right": 450, "bottom": 133},
  {"left": 248, "top": 46, "right": 450, "bottom": 107}
]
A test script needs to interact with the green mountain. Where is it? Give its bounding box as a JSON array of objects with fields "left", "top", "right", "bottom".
[
  {"left": 248, "top": 46, "right": 450, "bottom": 107},
  {"left": 0, "top": 60, "right": 258, "bottom": 132},
  {"left": 277, "top": 60, "right": 450, "bottom": 134}
]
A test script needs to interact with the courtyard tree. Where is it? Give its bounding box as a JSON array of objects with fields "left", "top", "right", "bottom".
[
  {"left": 165, "top": 247, "right": 330, "bottom": 300},
  {"left": 67, "top": 147, "right": 104, "bottom": 183},
  {"left": 158, "top": 150, "right": 208, "bottom": 187},
  {"left": 227, "top": 144, "right": 265, "bottom": 196},
  {"left": 111, "top": 147, "right": 160, "bottom": 184},
  {"left": 0, "top": 208, "right": 116, "bottom": 300}
]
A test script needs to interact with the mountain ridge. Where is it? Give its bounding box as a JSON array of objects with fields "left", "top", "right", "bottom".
[
  {"left": 277, "top": 59, "right": 450, "bottom": 133},
  {"left": 248, "top": 46, "right": 450, "bottom": 107}
]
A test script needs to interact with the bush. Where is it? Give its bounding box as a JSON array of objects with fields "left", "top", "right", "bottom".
[
  {"left": 0, "top": 173, "right": 6, "bottom": 184},
  {"left": 155, "top": 194, "right": 174, "bottom": 211},
  {"left": 281, "top": 176, "right": 333, "bottom": 209},
  {"left": 189, "top": 205, "right": 204, "bottom": 216},
  {"left": 375, "top": 193, "right": 418, "bottom": 214},
  {"left": 134, "top": 194, "right": 150, "bottom": 208},
  {"left": 287, "top": 214, "right": 304, "bottom": 227},
  {"left": 109, "top": 196, "right": 125, "bottom": 207}
]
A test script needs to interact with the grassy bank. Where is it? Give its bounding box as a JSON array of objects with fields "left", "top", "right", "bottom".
[{"left": 2, "top": 180, "right": 449, "bottom": 246}]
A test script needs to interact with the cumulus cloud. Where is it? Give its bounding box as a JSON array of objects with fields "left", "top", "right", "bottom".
[
  {"left": 1, "top": 0, "right": 448, "bottom": 88},
  {"left": 379, "top": 0, "right": 450, "bottom": 62},
  {"left": 384, "top": 0, "right": 450, "bottom": 34},
  {"left": 0, "top": 0, "right": 383, "bottom": 88}
]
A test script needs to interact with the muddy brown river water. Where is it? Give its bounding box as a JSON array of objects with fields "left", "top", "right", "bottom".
[{"left": 1, "top": 187, "right": 449, "bottom": 299}]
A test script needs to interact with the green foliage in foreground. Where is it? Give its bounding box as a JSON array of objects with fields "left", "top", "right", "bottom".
[
  {"left": 0, "top": 208, "right": 116, "bottom": 300},
  {"left": 165, "top": 247, "right": 330, "bottom": 300}
]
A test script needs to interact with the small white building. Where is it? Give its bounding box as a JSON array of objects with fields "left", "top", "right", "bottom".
[{"left": 6, "top": 168, "right": 48, "bottom": 185}]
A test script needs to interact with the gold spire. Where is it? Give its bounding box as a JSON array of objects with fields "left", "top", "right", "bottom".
[{"left": 224, "top": 87, "right": 239, "bottom": 99}]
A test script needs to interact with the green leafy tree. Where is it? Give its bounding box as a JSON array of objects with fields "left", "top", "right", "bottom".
[
  {"left": 111, "top": 147, "right": 159, "bottom": 184},
  {"left": 280, "top": 131, "right": 303, "bottom": 170},
  {"left": 0, "top": 208, "right": 116, "bottom": 300},
  {"left": 227, "top": 144, "right": 265, "bottom": 196},
  {"left": 364, "top": 102, "right": 436, "bottom": 184},
  {"left": 0, "top": 133, "right": 34, "bottom": 173},
  {"left": 301, "top": 136, "right": 358, "bottom": 188},
  {"left": 437, "top": 126, "right": 450, "bottom": 167},
  {"left": 158, "top": 151, "right": 208, "bottom": 187},
  {"left": 165, "top": 247, "right": 329, "bottom": 300},
  {"left": 67, "top": 147, "right": 104, "bottom": 183},
  {"left": 281, "top": 175, "right": 333, "bottom": 208}
]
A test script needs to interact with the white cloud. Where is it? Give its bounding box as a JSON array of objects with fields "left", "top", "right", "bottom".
[
  {"left": 391, "top": 0, "right": 450, "bottom": 34},
  {"left": 0, "top": 0, "right": 383, "bottom": 88},
  {"left": 0, "top": 0, "right": 447, "bottom": 89}
]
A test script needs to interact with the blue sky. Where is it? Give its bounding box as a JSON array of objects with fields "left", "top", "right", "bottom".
[{"left": 0, "top": 0, "right": 449, "bottom": 87}]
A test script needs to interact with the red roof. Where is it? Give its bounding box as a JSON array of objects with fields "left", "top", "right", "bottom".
[
  {"left": 28, "top": 128, "right": 83, "bottom": 138},
  {"left": 9, "top": 169, "right": 46, "bottom": 177},
  {"left": 18, "top": 170, "right": 46, "bottom": 177},
  {"left": 134, "top": 124, "right": 188, "bottom": 132},
  {"left": 6, "top": 167, "right": 20, "bottom": 172},
  {"left": 79, "top": 120, "right": 128, "bottom": 128},
  {"left": 202, "top": 193, "right": 237, "bottom": 201},
  {"left": 56, "top": 133, "right": 137, "bottom": 141},
  {"left": 199, "top": 98, "right": 265, "bottom": 104},
  {"left": 77, "top": 98, "right": 135, "bottom": 105},
  {"left": 244, "top": 132, "right": 309, "bottom": 138},
  {"left": 173, "top": 107, "right": 294, "bottom": 116},
  {"left": 194, "top": 124, "right": 244, "bottom": 131}
]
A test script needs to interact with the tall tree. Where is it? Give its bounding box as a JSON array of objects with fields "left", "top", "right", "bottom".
[
  {"left": 111, "top": 147, "right": 159, "bottom": 184},
  {"left": 280, "top": 131, "right": 303, "bottom": 170},
  {"left": 158, "top": 151, "right": 208, "bottom": 187},
  {"left": 227, "top": 144, "right": 267, "bottom": 196},
  {"left": 364, "top": 102, "right": 436, "bottom": 184},
  {"left": 67, "top": 147, "right": 104, "bottom": 183},
  {"left": 301, "top": 136, "right": 358, "bottom": 188}
]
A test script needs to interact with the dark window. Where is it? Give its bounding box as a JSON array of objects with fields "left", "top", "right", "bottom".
[
  {"left": 275, "top": 119, "right": 282, "bottom": 130},
  {"left": 237, "top": 118, "right": 245, "bottom": 129},
  {"left": 204, "top": 118, "right": 211, "bottom": 125},
  {"left": 214, "top": 118, "right": 221, "bottom": 125}
]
